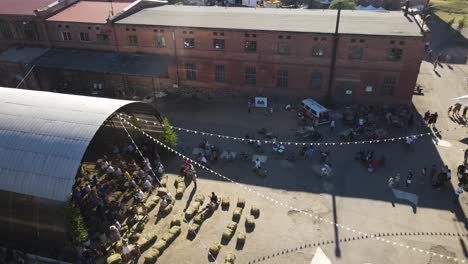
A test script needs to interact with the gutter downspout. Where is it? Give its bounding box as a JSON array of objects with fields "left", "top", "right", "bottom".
[
  {"left": 327, "top": 4, "right": 341, "bottom": 102},
  {"left": 173, "top": 29, "right": 179, "bottom": 87}
]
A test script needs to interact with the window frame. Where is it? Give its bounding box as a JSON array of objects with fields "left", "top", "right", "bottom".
[
  {"left": 277, "top": 43, "right": 289, "bottom": 55},
  {"left": 128, "top": 35, "right": 138, "bottom": 46},
  {"left": 276, "top": 70, "right": 289, "bottom": 88},
  {"left": 381, "top": 76, "right": 397, "bottom": 96},
  {"left": 185, "top": 63, "right": 196, "bottom": 81},
  {"left": 214, "top": 64, "right": 225, "bottom": 83},
  {"left": 183, "top": 38, "right": 195, "bottom": 49},
  {"left": 387, "top": 48, "right": 403, "bottom": 61},
  {"left": 155, "top": 35, "right": 166, "bottom": 48},
  {"left": 61, "top": 31, "right": 72, "bottom": 41},
  {"left": 244, "top": 40, "right": 257, "bottom": 53},
  {"left": 245, "top": 67, "right": 256, "bottom": 86},
  {"left": 213, "top": 39, "right": 225, "bottom": 50},
  {"left": 79, "top": 32, "right": 90, "bottom": 42},
  {"left": 312, "top": 46, "right": 325, "bottom": 57},
  {"left": 348, "top": 46, "right": 363, "bottom": 60}
]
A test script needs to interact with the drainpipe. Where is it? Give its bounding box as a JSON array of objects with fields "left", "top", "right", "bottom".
[
  {"left": 172, "top": 29, "right": 180, "bottom": 87},
  {"left": 327, "top": 4, "right": 341, "bottom": 102}
]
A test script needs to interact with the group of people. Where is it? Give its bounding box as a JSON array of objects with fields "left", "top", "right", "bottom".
[
  {"left": 388, "top": 165, "right": 452, "bottom": 190},
  {"left": 448, "top": 103, "right": 468, "bottom": 119},
  {"left": 73, "top": 138, "right": 165, "bottom": 262},
  {"left": 423, "top": 110, "right": 438, "bottom": 127}
]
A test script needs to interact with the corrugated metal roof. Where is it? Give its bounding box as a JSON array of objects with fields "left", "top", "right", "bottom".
[{"left": 0, "top": 87, "right": 150, "bottom": 202}]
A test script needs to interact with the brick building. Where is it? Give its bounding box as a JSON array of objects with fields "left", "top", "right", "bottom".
[{"left": 0, "top": 2, "right": 426, "bottom": 104}]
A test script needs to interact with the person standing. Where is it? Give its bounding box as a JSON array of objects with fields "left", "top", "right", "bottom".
[
  {"left": 431, "top": 112, "right": 438, "bottom": 127},
  {"left": 406, "top": 171, "right": 413, "bottom": 188},
  {"left": 421, "top": 167, "right": 427, "bottom": 184},
  {"left": 463, "top": 106, "right": 468, "bottom": 119},
  {"left": 454, "top": 183, "right": 463, "bottom": 203},
  {"left": 329, "top": 119, "right": 336, "bottom": 135},
  {"left": 424, "top": 110, "right": 431, "bottom": 123}
]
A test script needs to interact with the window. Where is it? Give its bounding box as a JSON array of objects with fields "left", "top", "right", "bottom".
[
  {"left": 351, "top": 39, "right": 356, "bottom": 43},
  {"left": 128, "top": 35, "right": 137, "bottom": 46},
  {"left": 213, "top": 39, "right": 225, "bottom": 50},
  {"left": 278, "top": 35, "right": 283, "bottom": 39},
  {"left": 312, "top": 46, "right": 325, "bottom": 57},
  {"left": 155, "top": 35, "right": 165, "bottom": 48},
  {"left": 381, "top": 76, "right": 396, "bottom": 96},
  {"left": 245, "top": 33, "right": 250, "bottom": 37},
  {"left": 310, "top": 72, "right": 322, "bottom": 90},
  {"left": 277, "top": 43, "right": 289, "bottom": 55},
  {"left": 359, "top": 39, "right": 365, "bottom": 43},
  {"left": 348, "top": 46, "right": 363, "bottom": 60},
  {"left": 244, "top": 41, "right": 256, "bottom": 53},
  {"left": 220, "top": 32, "right": 224, "bottom": 36},
  {"left": 0, "top": 21, "right": 13, "bottom": 40},
  {"left": 184, "top": 38, "right": 194, "bottom": 49},
  {"left": 62, "top": 31, "right": 72, "bottom": 41},
  {"left": 185, "top": 63, "right": 196, "bottom": 80},
  {"left": 387, "top": 48, "right": 403, "bottom": 61},
  {"left": 390, "top": 40, "right": 395, "bottom": 44},
  {"left": 276, "top": 70, "right": 288, "bottom": 88},
  {"left": 399, "top": 41, "right": 405, "bottom": 45},
  {"left": 79, "top": 32, "right": 90, "bottom": 42},
  {"left": 215, "top": 64, "right": 225, "bottom": 82},
  {"left": 96, "top": 34, "right": 109, "bottom": 44},
  {"left": 245, "top": 67, "right": 256, "bottom": 86}
]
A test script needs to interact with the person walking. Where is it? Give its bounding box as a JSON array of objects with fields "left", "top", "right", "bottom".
[
  {"left": 406, "top": 171, "right": 413, "bottom": 188},
  {"left": 329, "top": 119, "right": 336, "bottom": 135},
  {"left": 454, "top": 183, "right": 463, "bottom": 203},
  {"left": 430, "top": 112, "right": 438, "bottom": 127}
]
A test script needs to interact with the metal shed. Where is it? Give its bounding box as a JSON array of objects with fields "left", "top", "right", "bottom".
[{"left": 0, "top": 87, "right": 161, "bottom": 259}]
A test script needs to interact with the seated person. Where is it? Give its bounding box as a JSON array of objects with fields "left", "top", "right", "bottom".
[
  {"left": 161, "top": 193, "right": 173, "bottom": 207},
  {"left": 134, "top": 189, "right": 144, "bottom": 204},
  {"left": 199, "top": 192, "right": 218, "bottom": 215},
  {"left": 142, "top": 179, "right": 152, "bottom": 191}
]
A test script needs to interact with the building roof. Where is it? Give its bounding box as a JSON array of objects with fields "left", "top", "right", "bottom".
[
  {"left": 46, "top": 1, "right": 131, "bottom": 24},
  {"left": 34, "top": 48, "right": 174, "bottom": 76},
  {"left": 0, "top": 0, "right": 56, "bottom": 16},
  {"left": 116, "top": 5, "right": 423, "bottom": 37},
  {"left": 0, "top": 47, "right": 49, "bottom": 64},
  {"left": 0, "top": 87, "right": 155, "bottom": 202}
]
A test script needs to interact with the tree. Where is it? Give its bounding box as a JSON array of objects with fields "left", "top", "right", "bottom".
[
  {"left": 66, "top": 200, "right": 88, "bottom": 246},
  {"left": 158, "top": 117, "right": 177, "bottom": 149},
  {"left": 329, "top": 0, "right": 355, "bottom": 10}
]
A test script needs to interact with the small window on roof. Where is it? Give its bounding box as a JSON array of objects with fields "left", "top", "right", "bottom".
[
  {"left": 278, "top": 35, "right": 283, "bottom": 39},
  {"left": 314, "top": 37, "right": 319, "bottom": 41},
  {"left": 252, "top": 34, "right": 256, "bottom": 37},
  {"left": 131, "top": 28, "right": 136, "bottom": 31},
  {"left": 286, "top": 36, "right": 291, "bottom": 39},
  {"left": 359, "top": 39, "right": 365, "bottom": 43},
  {"left": 351, "top": 39, "right": 356, "bottom": 43},
  {"left": 126, "top": 28, "right": 129, "bottom": 31},
  {"left": 400, "top": 41, "right": 405, "bottom": 45},
  {"left": 95, "top": 27, "right": 100, "bottom": 30},
  {"left": 154, "top": 29, "right": 158, "bottom": 32},
  {"left": 58, "top": 24, "right": 62, "bottom": 28},
  {"left": 390, "top": 40, "right": 395, "bottom": 44},
  {"left": 213, "top": 32, "right": 218, "bottom": 36},
  {"left": 321, "top": 37, "right": 327, "bottom": 41},
  {"left": 189, "top": 31, "right": 193, "bottom": 34},
  {"left": 160, "top": 29, "right": 164, "bottom": 33},
  {"left": 245, "top": 33, "right": 250, "bottom": 37},
  {"left": 220, "top": 32, "right": 224, "bottom": 36},
  {"left": 183, "top": 31, "right": 187, "bottom": 34},
  {"left": 65, "top": 25, "right": 69, "bottom": 28},
  {"left": 88, "top": 26, "right": 91, "bottom": 30}
]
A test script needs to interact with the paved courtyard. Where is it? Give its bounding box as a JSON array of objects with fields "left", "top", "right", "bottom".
[{"left": 129, "top": 55, "right": 468, "bottom": 264}]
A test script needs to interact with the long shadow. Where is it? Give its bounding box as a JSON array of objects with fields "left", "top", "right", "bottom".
[
  {"left": 459, "top": 238, "right": 468, "bottom": 258},
  {"left": 183, "top": 185, "right": 197, "bottom": 212},
  {"left": 332, "top": 194, "right": 341, "bottom": 258}
]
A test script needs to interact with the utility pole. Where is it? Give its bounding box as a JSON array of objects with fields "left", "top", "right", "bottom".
[
  {"left": 327, "top": 3, "right": 341, "bottom": 102},
  {"left": 173, "top": 30, "right": 180, "bottom": 87}
]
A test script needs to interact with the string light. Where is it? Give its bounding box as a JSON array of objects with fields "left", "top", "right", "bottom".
[
  {"left": 119, "top": 115, "right": 467, "bottom": 262},
  {"left": 118, "top": 113, "right": 457, "bottom": 147}
]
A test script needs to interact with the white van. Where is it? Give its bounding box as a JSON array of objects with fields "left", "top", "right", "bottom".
[{"left": 298, "top": 98, "right": 331, "bottom": 125}]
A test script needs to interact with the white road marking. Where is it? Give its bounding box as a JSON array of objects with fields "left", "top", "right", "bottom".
[{"left": 311, "top": 247, "right": 332, "bottom": 264}]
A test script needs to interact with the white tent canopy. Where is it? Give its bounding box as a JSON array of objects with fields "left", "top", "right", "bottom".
[
  {"left": 0, "top": 87, "right": 156, "bottom": 202},
  {"left": 452, "top": 95, "right": 468, "bottom": 106}
]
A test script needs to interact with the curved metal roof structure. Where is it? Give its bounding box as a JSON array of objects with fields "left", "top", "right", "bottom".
[{"left": 0, "top": 87, "right": 157, "bottom": 202}]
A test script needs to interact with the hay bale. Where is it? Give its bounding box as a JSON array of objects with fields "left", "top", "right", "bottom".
[
  {"left": 227, "top": 221, "right": 237, "bottom": 232},
  {"left": 106, "top": 253, "right": 122, "bottom": 264},
  {"left": 109, "top": 191, "right": 123, "bottom": 202},
  {"left": 225, "top": 252, "right": 236, "bottom": 264},
  {"left": 237, "top": 233, "right": 246, "bottom": 244},
  {"left": 222, "top": 228, "right": 234, "bottom": 240},
  {"left": 128, "top": 232, "right": 140, "bottom": 243},
  {"left": 177, "top": 181, "right": 186, "bottom": 190},
  {"left": 160, "top": 175, "right": 168, "bottom": 187},
  {"left": 156, "top": 187, "right": 168, "bottom": 196},
  {"left": 232, "top": 207, "right": 242, "bottom": 222},
  {"left": 193, "top": 214, "right": 204, "bottom": 224},
  {"left": 154, "top": 239, "right": 167, "bottom": 252},
  {"left": 185, "top": 208, "right": 196, "bottom": 220},
  {"left": 144, "top": 196, "right": 160, "bottom": 212},
  {"left": 120, "top": 225, "right": 128, "bottom": 235},
  {"left": 138, "top": 231, "right": 158, "bottom": 251},
  {"left": 245, "top": 215, "right": 255, "bottom": 228},
  {"left": 209, "top": 243, "right": 222, "bottom": 256},
  {"left": 194, "top": 194, "right": 205, "bottom": 204},
  {"left": 144, "top": 248, "right": 160, "bottom": 262},
  {"left": 236, "top": 197, "right": 245, "bottom": 208},
  {"left": 162, "top": 232, "right": 177, "bottom": 244},
  {"left": 169, "top": 226, "right": 182, "bottom": 236},
  {"left": 188, "top": 223, "right": 200, "bottom": 234},
  {"left": 175, "top": 187, "right": 185, "bottom": 199},
  {"left": 174, "top": 177, "right": 184, "bottom": 187},
  {"left": 250, "top": 206, "right": 260, "bottom": 218},
  {"left": 114, "top": 240, "right": 123, "bottom": 253},
  {"left": 170, "top": 215, "right": 183, "bottom": 227},
  {"left": 221, "top": 197, "right": 230, "bottom": 208},
  {"left": 160, "top": 204, "right": 173, "bottom": 215}
]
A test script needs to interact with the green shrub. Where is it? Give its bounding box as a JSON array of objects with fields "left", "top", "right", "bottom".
[
  {"left": 158, "top": 118, "right": 177, "bottom": 149},
  {"left": 66, "top": 200, "right": 88, "bottom": 245},
  {"left": 329, "top": 0, "right": 355, "bottom": 10}
]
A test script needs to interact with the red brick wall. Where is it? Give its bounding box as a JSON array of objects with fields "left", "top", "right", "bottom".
[{"left": 45, "top": 21, "right": 118, "bottom": 51}]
